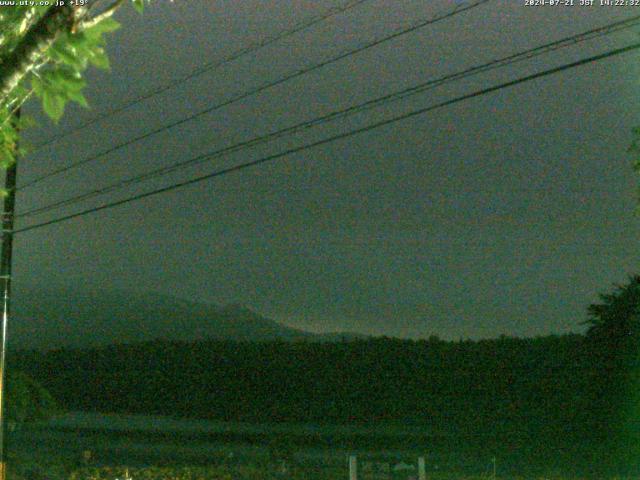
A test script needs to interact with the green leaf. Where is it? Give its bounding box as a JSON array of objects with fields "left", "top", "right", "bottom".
[
  {"left": 42, "top": 91, "right": 66, "bottom": 122},
  {"left": 49, "top": 41, "right": 87, "bottom": 70},
  {"left": 67, "top": 90, "right": 89, "bottom": 108},
  {"left": 0, "top": 149, "right": 11, "bottom": 169},
  {"left": 83, "top": 17, "right": 121, "bottom": 39},
  {"left": 16, "top": 114, "right": 36, "bottom": 131},
  {"left": 30, "top": 75, "right": 44, "bottom": 97},
  {"left": 132, "top": 0, "right": 145, "bottom": 13},
  {"left": 0, "top": 156, "right": 13, "bottom": 170},
  {"left": 88, "top": 47, "right": 110, "bottom": 70},
  {"left": 55, "top": 69, "right": 86, "bottom": 93},
  {"left": 67, "top": 32, "right": 102, "bottom": 60}
]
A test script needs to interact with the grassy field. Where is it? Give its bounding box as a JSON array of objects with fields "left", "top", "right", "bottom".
[
  {"left": 8, "top": 463, "right": 640, "bottom": 480},
  {"left": 6, "top": 413, "right": 639, "bottom": 480},
  {"left": 0, "top": 461, "right": 607, "bottom": 480},
  {"left": 6, "top": 450, "right": 640, "bottom": 480},
  {"left": 8, "top": 412, "right": 497, "bottom": 472}
]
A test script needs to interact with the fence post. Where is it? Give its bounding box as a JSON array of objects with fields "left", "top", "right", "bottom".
[
  {"left": 418, "top": 456, "right": 426, "bottom": 480},
  {"left": 349, "top": 455, "right": 357, "bottom": 480}
]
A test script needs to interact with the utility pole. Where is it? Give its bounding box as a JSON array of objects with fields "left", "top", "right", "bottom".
[{"left": 0, "top": 107, "right": 19, "bottom": 480}]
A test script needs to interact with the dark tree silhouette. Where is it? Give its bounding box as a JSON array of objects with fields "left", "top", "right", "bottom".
[
  {"left": 581, "top": 275, "right": 640, "bottom": 475},
  {"left": 585, "top": 274, "right": 640, "bottom": 349}
]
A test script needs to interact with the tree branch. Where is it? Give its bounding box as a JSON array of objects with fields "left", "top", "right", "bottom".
[
  {"left": 80, "top": 0, "right": 125, "bottom": 30},
  {"left": 0, "top": 5, "right": 83, "bottom": 107}
]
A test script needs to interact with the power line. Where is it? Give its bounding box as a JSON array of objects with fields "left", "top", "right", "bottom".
[
  {"left": 15, "top": 40, "right": 640, "bottom": 234},
  {"left": 17, "top": 14, "right": 640, "bottom": 219},
  {"left": 18, "top": 0, "right": 491, "bottom": 191},
  {"left": 32, "top": 0, "right": 373, "bottom": 150}
]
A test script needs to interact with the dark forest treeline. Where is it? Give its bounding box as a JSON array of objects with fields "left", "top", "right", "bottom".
[
  {"left": 10, "top": 334, "right": 589, "bottom": 429},
  {"left": 8, "top": 276, "right": 640, "bottom": 476}
]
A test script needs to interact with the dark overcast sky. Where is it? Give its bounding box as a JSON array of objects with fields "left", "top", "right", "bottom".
[{"left": 12, "top": 0, "right": 640, "bottom": 340}]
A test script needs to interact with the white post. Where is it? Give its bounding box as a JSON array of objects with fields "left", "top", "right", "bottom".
[
  {"left": 418, "top": 456, "right": 426, "bottom": 480},
  {"left": 349, "top": 455, "right": 357, "bottom": 480}
]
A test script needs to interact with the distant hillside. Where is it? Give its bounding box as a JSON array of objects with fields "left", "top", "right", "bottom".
[{"left": 9, "top": 284, "right": 365, "bottom": 350}]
